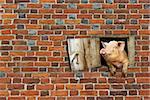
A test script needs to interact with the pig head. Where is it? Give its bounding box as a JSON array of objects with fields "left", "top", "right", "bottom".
[{"left": 100, "top": 41, "right": 129, "bottom": 77}]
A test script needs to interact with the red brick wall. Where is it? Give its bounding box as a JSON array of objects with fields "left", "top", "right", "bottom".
[{"left": 0, "top": 0, "right": 150, "bottom": 100}]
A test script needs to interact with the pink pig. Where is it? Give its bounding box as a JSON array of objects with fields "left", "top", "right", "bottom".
[{"left": 100, "top": 41, "right": 129, "bottom": 77}]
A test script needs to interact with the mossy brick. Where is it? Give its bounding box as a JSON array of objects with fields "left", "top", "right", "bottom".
[
  {"left": 69, "top": 14, "right": 76, "bottom": 19},
  {"left": 17, "top": 25, "right": 24, "bottom": 29},
  {"left": 28, "top": 40, "right": 35, "bottom": 46},
  {"left": 19, "top": 4, "right": 26, "bottom": 9},
  {"left": 130, "top": 0, "right": 137, "bottom": 3},
  {"left": 56, "top": 19, "right": 64, "bottom": 25},
  {"left": 68, "top": 3, "right": 76, "bottom": 9},
  {"left": 19, "top": 13, "right": 26, "bottom": 18},
  {"left": 81, "top": 19, "right": 89, "bottom": 24},
  {"left": 57, "top": 0, "right": 64, "bottom": 3},
  {"left": 106, "top": 0, "right": 113, "bottom": 4},
  {"left": 81, "top": 0, "right": 88, "bottom": 3},
  {"left": 106, "top": 9, "right": 113, "bottom": 13},
  {"left": 0, "top": 72, "right": 5, "bottom": 77},
  {"left": 144, "top": 4, "right": 150, "bottom": 9},
  {"left": 106, "top": 19, "right": 113, "bottom": 24},
  {"left": 119, "top": 4, "right": 125, "bottom": 8},
  {"left": 43, "top": 4, "right": 51, "bottom": 8},
  {"left": 41, "top": 91, "right": 49, "bottom": 96},
  {"left": 28, "top": 30, "right": 36, "bottom": 35},
  {"left": 131, "top": 19, "right": 138, "bottom": 24},
  {"left": 42, "top": 36, "right": 48, "bottom": 40},
  {"left": 93, "top": 3, "right": 101, "bottom": 9},
  {"left": 31, "top": 0, "right": 38, "bottom": 3},
  {"left": 116, "top": 25, "right": 124, "bottom": 29},
  {"left": 92, "top": 25, "right": 99, "bottom": 30},
  {"left": 67, "top": 25, "right": 74, "bottom": 29},
  {"left": 75, "top": 71, "right": 83, "bottom": 78}
]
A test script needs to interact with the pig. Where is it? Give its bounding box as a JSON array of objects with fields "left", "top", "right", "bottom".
[{"left": 100, "top": 41, "right": 129, "bottom": 77}]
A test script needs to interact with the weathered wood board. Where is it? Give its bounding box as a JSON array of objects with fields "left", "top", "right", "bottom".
[{"left": 67, "top": 38, "right": 100, "bottom": 71}]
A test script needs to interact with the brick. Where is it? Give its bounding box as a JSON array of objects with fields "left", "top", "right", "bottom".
[
  {"left": 77, "top": 4, "right": 92, "bottom": 9},
  {"left": 22, "top": 68, "right": 38, "bottom": 72},
  {"left": 26, "top": 25, "right": 42, "bottom": 29},
  {"left": 52, "top": 4, "right": 67, "bottom": 9},
  {"left": 111, "top": 85, "right": 123, "bottom": 89},
  {"left": 51, "top": 78, "right": 68, "bottom": 83},
  {"left": 40, "top": 0, "right": 55, "bottom": 3},
  {"left": 80, "top": 78, "right": 97, "bottom": 83},
  {"left": 0, "top": 91, "right": 9, "bottom": 96},
  {"left": 2, "top": 4, "right": 17, "bottom": 9},
  {"left": 65, "top": 0, "right": 80, "bottom": 3},
  {"left": 0, "top": 57, "right": 11, "bottom": 61},
  {"left": 110, "top": 91, "right": 127, "bottom": 96},
  {"left": 70, "top": 91, "right": 78, "bottom": 96},
  {"left": 49, "top": 36, "right": 65, "bottom": 41},
  {"left": 27, "top": 4, "right": 42, "bottom": 8},
  {"left": 22, "top": 57, "right": 37, "bottom": 61},
  {"left": 10, "top": 52, "right": 26, "bottom": 56},
  {"left": 108, "top": 78, "right": 125, "bottom": 83},
  {"left": 2, "top": 14, "right": 17, "bottom": 19},
  {"left": 137, "top": 78, "right": 150, "bottom": 83},
  {"left": 7, "top": 84, "right": 24, "bottom": 90},
  {"left": 139, "top": 19, "right": 149, "bottom": 24},
  {"left": 89, "top": 19, "right": 104, "bottom": 24},
  {"left": 127, "top": 14, "right": 142, "bottom": 19},
  {"left": 55, "top": 84, "right": 64, "bottom": 90},
  {"left": 127, "top": 4, "right": 142, "bottom": 9},
  {"left": 95, "top": 84, "right": 109, "bottom": 89},
  {"left": 76, "top": 25, "right": 90, "bottom": 29},
  {"left": 102, "top": 14, "right": 117, "bottom": 19},
  {"left": 0, "top": 84, "right": 6, "bottom": 90},
  {"left": 51, "top": 91, "right": 68, "bottom": 96},
  {"left": 142, "top": 84, "right": 150, "bottom": 89},
  {"left": 12, "top": 30, "right": 28, "bottom": 34},
  {"left": 125, "top": 84, "right": 141, "bottom": 89},
  {"left": 139, "top": 0, "right": 150, "bottom": 3},
  {"left": 21, "top": 91, "right": 39, "bottom": 96},
  {"left": 39, "top": 9, "right": 54, "bottom": 13},
  {"left": 63, "top": 31, "right": 78, "bottom": 35},
  {"left": 114, "top": 0, "right": 128, "bottom": 3},
  {"left": 84, "top": 72, "right": 100, "bottom": 77},
  {"left": 80, "top": 91, "right": 97, "bottom": 96},
  {"left": 136, "top": 73, "right": 150, "bottom": 77},
  {"left": 64, "top": 9, "right": 79, "bottom": 13},
  {"left": 113, "top": 30, "right": 129, "bottom": 34},
  {"left": 39, "top": 20, "right": 54, "bottom": 24},
  {"left": 23, "top": 78, "right": 40, "bottom": 84},
  {"left": 66, "top": 84, "right": 83, "bottom": 90},
  {"left": 67, "top": 97, "right": 85, "bottom": 100},
  {"left": 38, "top": 97, "right": 55, "bottom": 100},
  {"left": 0, "top": 36, "right": 14, "bottom": 40},
  {"left": 125, "top": 25, "right": 140, "bottom": 29},
  {"left": 126, "top": 97, "right": 141, "bottom": 100},
  {"left": 102, "top": 4, "right": 117, "bottom": 9},
  {"left": 52, "top": 15, "right": 67, "bottom": 19},
  {"left": 139, "top": 30, "right": 150, "bottom": 35},
  {"left": 36, "top": 84, "right": 54, "bottom": 90},
  {"left": 14, "top": 19, "right": 29, "bottom": 24},
  {"left": 139, "top": 90, "right": 150, "bottom": 95}
]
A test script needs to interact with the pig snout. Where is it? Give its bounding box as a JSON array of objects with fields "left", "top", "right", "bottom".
[{"left": 100, "top": 49, "right": 106, "bottom": 55}]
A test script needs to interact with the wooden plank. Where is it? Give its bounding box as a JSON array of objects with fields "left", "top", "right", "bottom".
[{"left": 67, "top": 38, "right": 100, "bottom": 71}]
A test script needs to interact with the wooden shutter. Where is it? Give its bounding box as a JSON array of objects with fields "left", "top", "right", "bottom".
[{"left": 67, "top": 38, "right": 101, "bottom": 71}]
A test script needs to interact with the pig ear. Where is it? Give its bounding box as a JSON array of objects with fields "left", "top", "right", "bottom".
[
  {"left": 101, "top": 41, "right": 108, "bottom": 48},
  {"left": 118, "top": 41, "right": 125, "bottom": 51}
]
